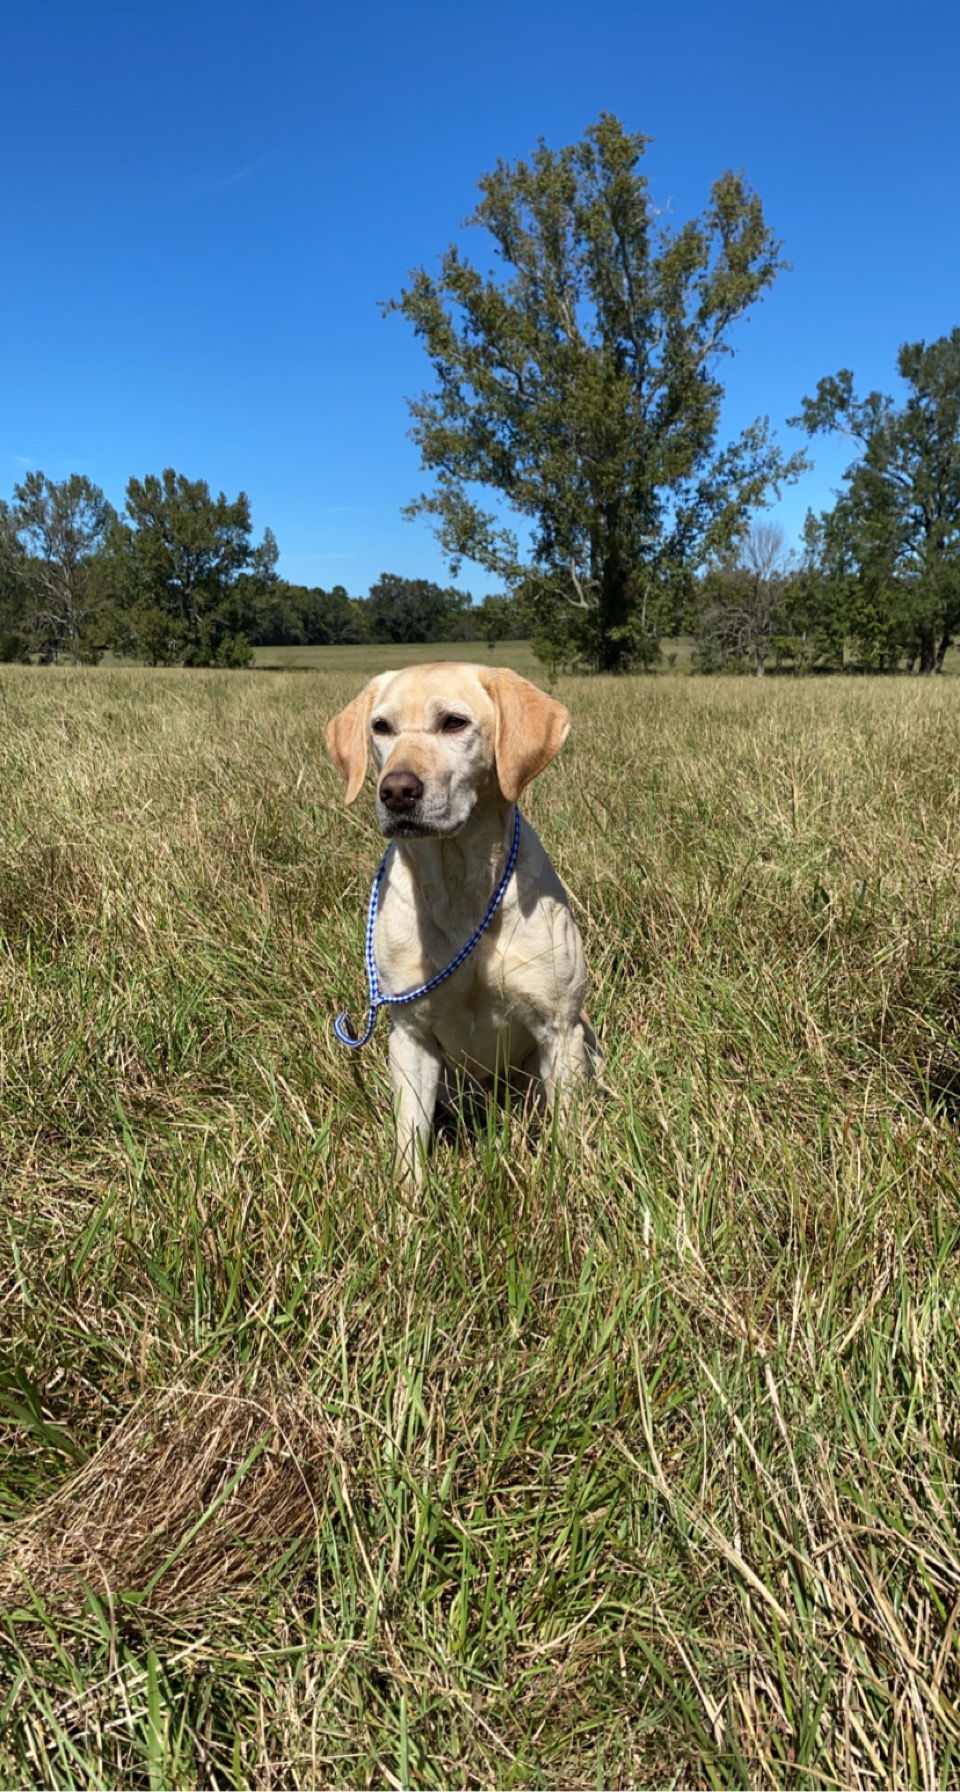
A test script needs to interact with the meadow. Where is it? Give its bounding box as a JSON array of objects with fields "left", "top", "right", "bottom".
[{"left": 1, "top": 650, "right": 959, "bottom": 1789}]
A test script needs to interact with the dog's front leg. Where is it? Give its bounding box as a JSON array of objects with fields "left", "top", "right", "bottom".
[{"left": 388, "top": 1021, "right": 443, "bottom": 1187}]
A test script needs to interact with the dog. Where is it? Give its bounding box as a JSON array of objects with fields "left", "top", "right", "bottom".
[{"left": 326, "top": 662, "right": 596, "bottom": 1183}]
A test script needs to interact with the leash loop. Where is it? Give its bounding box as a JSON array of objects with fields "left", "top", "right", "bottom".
[{"left": 334, "top": 807, "right": 521, "bottom": 1050}]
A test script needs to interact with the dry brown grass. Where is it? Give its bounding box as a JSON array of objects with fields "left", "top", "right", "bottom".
[{"left": 1, "top": 1375, "right": 336, "bottom": 1624}]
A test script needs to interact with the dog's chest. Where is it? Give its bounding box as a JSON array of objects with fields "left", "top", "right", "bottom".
[
  {"left": 376, "top": 902, "right": 515, "bottom": 1006},
  {"left": 411, "top": 948, "right": 536, "bottom": 1074},
  {"left": 375, "top": 906, "right": 537, "bottom": 1071}
]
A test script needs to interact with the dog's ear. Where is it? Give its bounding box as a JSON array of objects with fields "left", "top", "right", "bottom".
[
  {"left": 326, "top": 677, "right": 387, "bottom": 805},
  {"left": 478, "top": 668, "right": 571, "bottom": 803}
]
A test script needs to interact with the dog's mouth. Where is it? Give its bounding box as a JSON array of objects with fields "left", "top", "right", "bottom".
[{"left": 378, "top": 810, "right": 465, "bottom": 839}]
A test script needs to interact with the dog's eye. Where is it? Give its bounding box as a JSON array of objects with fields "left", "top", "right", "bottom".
[
  {"left": 440, "top": 714, "right": 470, "bottom": 734},
  {"left": 371, "top": 718, "right": 394, "bottom": 736}
]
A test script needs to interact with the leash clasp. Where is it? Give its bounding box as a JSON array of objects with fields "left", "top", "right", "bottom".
[{"left": 333, "top": 1006, "right": 379, "bottom": 1049}]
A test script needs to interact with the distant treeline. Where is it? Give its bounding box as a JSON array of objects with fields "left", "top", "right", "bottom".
[
  {"left": 686, "top": 517, "right": 960, "bottom": 679},
  {"left": 0, "top": 469, "right": 524, "bottom": 667},
  {"left": 3, "top": 429, "right": 959, "bottom": 677},
  {"left": 253, "top": 573, "right": 526, "bottom": 653}
]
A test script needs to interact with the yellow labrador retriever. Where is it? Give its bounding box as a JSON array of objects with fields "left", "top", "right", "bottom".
[{"left": 326, "top": 662, "right": 596, "bottom": 1182}]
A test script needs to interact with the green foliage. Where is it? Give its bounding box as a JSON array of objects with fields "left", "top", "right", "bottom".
[
  {"left": 0, "top": 500, "right": 29, "bottom": 660},
  {"left": 251, "top": 579, "right": 369, "bottom": 648},
  {"left": 104, "top": 469, "right": 265, "bottom": 667},
  {"left": 389, "top": 113, "right": 804, "bottom": 671},
  {"left": 365, "top": 572, "right": 473, "bottom": 643},
  {"left": 782, "top": 508, "right": 850, "bottom": 671},
  {"left": 10, "top": 471, "right": 116, "bottom": 661},
  {"left": 0, "top": 471, "right": 493, "bottom": 661},
  {"left": 251, "top": 577, "right": 478, "bottom": 649},
  {"left": 793, "top": 328, "right": 960, "bottom": 672},
  {"left": 473, "top": 591, "right": 526, "bottom": 651}
]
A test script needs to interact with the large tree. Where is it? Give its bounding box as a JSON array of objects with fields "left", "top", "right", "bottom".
[
  {"left": 109, "top": 469, "right": 270, "bottom": 665},
  {"left": 796, "top": 498, "right": 914, "bottom": 673},
  {"left": 793, "top": 329, "right": 960, "bottom": 673},
  {"left": 389, "top": 113, "right": 803, "bottom": 671},
  {"left": 12, "top": 471, "right": 115, "bottom": 660}
]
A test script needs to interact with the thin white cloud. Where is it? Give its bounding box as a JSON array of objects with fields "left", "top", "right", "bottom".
[{"left": 212, "top": 154, "right": 273, "bottom": 191}]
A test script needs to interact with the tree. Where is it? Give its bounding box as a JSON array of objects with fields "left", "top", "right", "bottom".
[
  {"left": 474, "top": 592, "right": 522, "bottom": 652},
  {"left": 365, "top": 573, "right": 474, "bottom": 643},
  {"left": 250, "top": 580, "right": 369, "bottom": 646},
  {"left": 301, "top": 583, "right": 369, "bottom": 645},
  {"left": 249, "top": 579, "right": 309, "bottom": 647},
  {"left": 695, "top": 521, "right": 793, "bottom": 674},
  {"left": 783, "top": 509, "right": 852, "bottom": 672},
  {"left": 796, "top": 499, "right": 911, "bottom": 672},
  {"left": 792, "top": 329, "right": 960, "bottom": 673},
  {"left": 0, "top": 500, "right": 29, "bottom": 661},
  {"left": 11, "top": 471, "right": 115, "bottom": 660},
  {"left": 109, "top": 469, "right": 271, "bottom": 665},
  {"left": 389, "top": 113, "right": 804, "bottom": 672}
]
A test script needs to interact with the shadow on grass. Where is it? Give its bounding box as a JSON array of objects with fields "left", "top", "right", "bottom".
[{"left": 915, "top": 1057, "right": 960, "bottom": 1123}]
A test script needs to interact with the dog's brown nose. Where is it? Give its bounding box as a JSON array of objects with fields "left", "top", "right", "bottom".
[{"left": 379, "top": 769, "right": 424, "bottom": 811}]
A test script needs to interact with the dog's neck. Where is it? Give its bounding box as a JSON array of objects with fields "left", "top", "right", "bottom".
[{"left": 391, "top": 797, "right": 516, "bottom": 928}]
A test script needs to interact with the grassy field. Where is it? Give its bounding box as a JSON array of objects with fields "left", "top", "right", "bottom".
[
  {"left": 1, "top": 657, "right": 959, "bottom": 1789},
  {"left": 250, "top": 639, "right": 960, "bottom": 678},
  {"left": 251, "top": 641, "right": 546, "bottom": 675}
]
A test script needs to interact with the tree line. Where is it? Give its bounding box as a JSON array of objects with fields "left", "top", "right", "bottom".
[
  {"left": 690, "top": 332, "right": 960, "bottom": 676},
  {"left": 4, "top": 114, "right": 957, "bottom": 675},
  {"left": 0, "top": 469, "right": 524, "bottom": 666}
]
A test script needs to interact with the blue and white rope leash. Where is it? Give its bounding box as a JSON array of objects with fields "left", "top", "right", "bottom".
[{"left": 334, "top": 806, "right": 521, "bottom": 1048}]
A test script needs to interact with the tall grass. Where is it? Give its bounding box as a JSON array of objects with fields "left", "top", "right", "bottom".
[{"left": 1, "top": 661, "right": 959, "bottom": 1788}]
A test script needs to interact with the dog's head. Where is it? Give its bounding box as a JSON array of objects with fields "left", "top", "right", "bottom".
[{"left": 325, "top": 662, "right": 570, "bottom": 836}]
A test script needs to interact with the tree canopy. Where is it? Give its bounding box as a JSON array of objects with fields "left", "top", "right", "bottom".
[
  {"left": 694, "top": 523, "right": 793, "bottom": 676},
  {"left": 106, "top": 470, "right": 269, "bottom": 666},
  {"left": 365, "top": 573, "right": 474, "bottom": 644},
  {"left": 3, "top": 313, "right": 958, "bottom": 676},
  {"left": 791, "top": 330, "right": 960, "bottom": 672},
  {"left": 389, "top": 112, "right": 804, "bottom": 670},
  {"left": 10, "top": 471, "right": 115, "bottom": 660}
]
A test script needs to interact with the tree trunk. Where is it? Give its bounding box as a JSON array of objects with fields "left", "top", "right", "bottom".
[
  {"left": 917, "top": 626, "right": 937, "bottom": 674},
  {"left": 596, "top": 535, "right": 632, "bottom": 672},
  {"left": 935, "top": 626, "right": 952, "bottom": 673}
]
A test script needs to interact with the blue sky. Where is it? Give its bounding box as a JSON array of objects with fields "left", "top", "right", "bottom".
[{"left": 3, "top": 0, "right": 959, "bottom": 598}]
